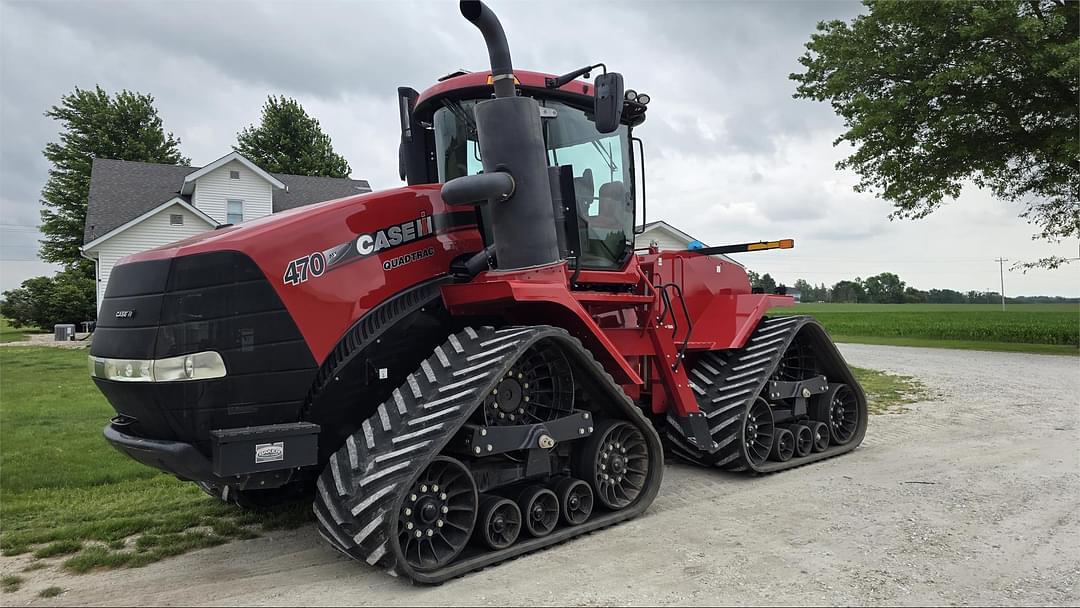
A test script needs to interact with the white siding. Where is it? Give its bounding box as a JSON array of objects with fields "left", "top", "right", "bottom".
[
  {"left": 87, "top": 204, "right": 214, "bottom": 309},
  {"left": 190, "top": 160, "right": 273, "bottom": 224},
  {"left": 639, "top": 226, "right": 690, "bottom": 251}
]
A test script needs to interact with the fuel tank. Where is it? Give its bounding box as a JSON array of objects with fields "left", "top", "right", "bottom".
[{"left": 90, "top": 185, "right": 482, "bottom": 461}]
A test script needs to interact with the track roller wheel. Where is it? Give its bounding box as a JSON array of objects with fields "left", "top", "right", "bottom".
[
  {"left": 516, "top": 486, "right": 559, "bottom": 537},
  {"left": 554, "top": 477, "right": 593, "bottom": 526},
  {"left": 475, "top": 495, "right": 521, "bottom": 550},
  {"left": 807, "top": 421, "right": 830, "bottom": 452},
  {"left": 812, "top": 383, "right": 861, "bottom": 446},
  {"left": 789, "top": 424, "right": 813, "bottom": 457},
  {"left": 573, "top": 418, "right": 650, "bottom": 510},
  {"left": 769, "top": 428, "right": 795, "bottom": 462},
  {"left": 397, "top": 456, "right": 477, "bottom": 572},
  {"left": 743, "top": 397, "right": 776, "bottom": 467}
]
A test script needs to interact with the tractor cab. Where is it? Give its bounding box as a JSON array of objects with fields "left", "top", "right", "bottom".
[{"left": 400, "top": 69, "right": 649, "bottom": 271}]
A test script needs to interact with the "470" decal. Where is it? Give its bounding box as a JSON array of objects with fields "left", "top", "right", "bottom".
[{"left": 283, "top": 252, "right": 326, "bottom": 286}]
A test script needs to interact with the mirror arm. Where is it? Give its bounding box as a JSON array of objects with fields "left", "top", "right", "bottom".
[{"left": 545, "top": 63, "right": 607, "bottom": 89}]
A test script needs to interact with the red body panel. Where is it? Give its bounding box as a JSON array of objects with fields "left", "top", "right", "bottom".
[
  {"left": 442, "top": 251, "right": 793, "bottom": 417},
  {"left": 123, "top": 185, "right": 484, "bottom": 363}
]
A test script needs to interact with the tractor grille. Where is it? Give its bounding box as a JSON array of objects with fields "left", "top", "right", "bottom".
[{"left": 91, "top": 251, "right": 317, "bottom": 451}]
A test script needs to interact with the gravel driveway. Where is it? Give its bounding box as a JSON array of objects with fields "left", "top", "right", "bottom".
[{"left": 8, "top": 344, "right": 1079, "bottom": 606}]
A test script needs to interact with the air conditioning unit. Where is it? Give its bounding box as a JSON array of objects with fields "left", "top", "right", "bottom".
[{"left": 54, "top": 324, "right": 75, "bottom": 341}]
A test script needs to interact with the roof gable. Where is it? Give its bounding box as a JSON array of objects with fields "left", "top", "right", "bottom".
[
  {"left": 638, "top": 220, "right": 704, "bottom": 245},
  {"left": 82, "top": 197, "right": 216, "bottom": 252},
  {"left": 179, "top": 152, "right": 286, "bottom": 194}
]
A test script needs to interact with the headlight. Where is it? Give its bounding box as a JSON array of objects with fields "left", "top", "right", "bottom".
[{"left": 89, "top": 351, "right": 227, "bottom": 382}]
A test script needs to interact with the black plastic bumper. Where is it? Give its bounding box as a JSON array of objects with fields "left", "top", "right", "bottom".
[{"left": 104, "top": 421, "right": 213, "bottom": 482}]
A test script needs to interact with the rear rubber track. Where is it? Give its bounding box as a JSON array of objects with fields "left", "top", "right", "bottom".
[
  {"left": 665, "top": 315, "right": 868, "bottom": 474},
  {"left": 313, "top": 324, "right": 663, "bottom": 583}
]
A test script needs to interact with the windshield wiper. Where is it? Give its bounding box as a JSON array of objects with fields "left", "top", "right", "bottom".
[
  {"left": 591, "top": 139, "right": 618, "bottom": 177},
  {"left": 442, "top": 99, "right": 478, "bottom": 139}
]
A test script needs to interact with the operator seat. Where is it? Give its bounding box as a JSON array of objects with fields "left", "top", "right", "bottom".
[
  {"left": 573, "top": 168, "right": 594, "bottom": 212},
  {"left": 592, "top": 181, "right": 628, "bottom": 231}
]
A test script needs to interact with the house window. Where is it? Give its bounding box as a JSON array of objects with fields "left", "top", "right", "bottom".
[
  {"left": 230, "top": 170, "right": 240, "bottom": 180},
  {"left": 169, "top": 214, "right": 184, "bottom": 225},
  {"left": 226, "top": 199, "right": 244, "bottom": 224}
]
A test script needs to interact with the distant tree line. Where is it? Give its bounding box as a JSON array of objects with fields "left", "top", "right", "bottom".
[{"left": 746, "top": 270, "right": 1078, "bottom": 304}]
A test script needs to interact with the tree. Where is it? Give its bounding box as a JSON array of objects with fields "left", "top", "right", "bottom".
[
  {"left": 903, "top": 287, "right": 928, "bottom": 303},
  {"left": 235, "top": 96, "right": 351, "bottom": 178},
  {"left": 40, "top": 86, "right": 188, "bottom": 270},
  {"left": 756, "top": 273, "right": 778, "bottom": 294},
  {"left": 0, "top": 269, "right": 96, "bottom": 329},
  {"left": 793, "top": 279, "right": 812, "bottom": 299},
  {"left": 831, "top": 279, "right": 866, "bottom": 303},
  {"left": 791, "top": 1, "right": 1079, "bottom": 267},
  {"left": 863, "top": 272, "right": 906, "bottom": 303},
  {"left": 927, "top": 288, "right": 968, "bottom": 304}
]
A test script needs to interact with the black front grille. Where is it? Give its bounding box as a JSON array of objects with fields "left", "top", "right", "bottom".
[{"left": 91, "top": 251, "right": 318, "bottom": 449}]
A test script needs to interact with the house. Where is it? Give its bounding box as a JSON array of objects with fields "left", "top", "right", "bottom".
[
  {"left": 81, "top": 152, "right": 371, "bottom": 309},
  {"left": 636, "top": 220, "right": 738, "bottom": 265}
]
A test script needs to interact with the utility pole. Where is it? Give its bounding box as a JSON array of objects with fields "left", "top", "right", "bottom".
[{"left": 994, "top": 257, "right": 1008, "bottom": 311}]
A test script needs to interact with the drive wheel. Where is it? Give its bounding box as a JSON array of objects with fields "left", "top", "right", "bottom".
[
  {"left": 554, "top": 478, "right": 593, "bottom": 526},
  {"left": 397, "top": 456, "right": 477, "bottom": 572},
  {"left": 573, "top": 419, "right": 650, "bottom": 510},
  {"left": 517, "top": 486, "right": 559, "bottom": 537},
  {"left": 476, "top": 495, "right": 521, "bottom": 550}
]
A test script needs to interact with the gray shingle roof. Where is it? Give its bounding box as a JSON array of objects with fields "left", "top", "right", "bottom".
[{"left": 84, "top": 158, "right": 371, "bottom": 244}]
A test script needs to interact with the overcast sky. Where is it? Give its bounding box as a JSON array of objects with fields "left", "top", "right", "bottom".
[{"left": 1, "top": 0, "right": 1077, "bottom": 296}]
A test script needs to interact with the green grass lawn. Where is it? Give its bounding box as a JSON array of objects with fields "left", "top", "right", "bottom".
[
  {"left": 0, "top": 318, "right": 37, "bottom": 343},
  {"left": 774, "top": 303, "right": 1079, "bottom": 355},
  {"left": 0, "top": 348, "right": 309, "bottom": 572}
]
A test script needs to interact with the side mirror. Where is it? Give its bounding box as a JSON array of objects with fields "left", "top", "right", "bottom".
[
  {"left": 593, "top": 72, "right": 624, "bottom": 134},
  {"left": 397, "top": 87, "right": 422, "bottom": 182}
]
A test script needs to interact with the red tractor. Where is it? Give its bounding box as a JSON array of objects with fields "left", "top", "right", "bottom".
[{"left": 90, "top": 1, "right": 866, "bottom": 583}]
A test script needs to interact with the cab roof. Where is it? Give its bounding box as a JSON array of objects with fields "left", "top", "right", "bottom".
[{"left": 414, "top": 69, "right": 594, "bottom": 115}]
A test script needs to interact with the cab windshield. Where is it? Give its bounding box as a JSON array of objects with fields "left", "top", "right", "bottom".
[{"left": 433, "top": 98, "right": 633, "bottom": 270}]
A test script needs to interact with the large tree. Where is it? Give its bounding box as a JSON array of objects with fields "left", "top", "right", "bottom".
[
  {"left": 863, "top": 272, "right": 906, "bottom": 303},
  {"left": 40, "top": 86, "right": 188, "bottom": 269},
  {"left": 235, "top": 96, "right": 351, "bottom": 178},
  {"left": 791, "top": 0, "right": 1079, "bottom": 267}
]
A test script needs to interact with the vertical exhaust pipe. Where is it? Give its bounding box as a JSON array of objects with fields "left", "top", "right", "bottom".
[
  {"left": 459, "top": 0, "right": 515, "bottom": 99},
  {"left": 444, "top": 0, "right": 561, "bottom": 271}
]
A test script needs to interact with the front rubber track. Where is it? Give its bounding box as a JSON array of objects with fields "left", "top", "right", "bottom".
[
  {"left": 313, "top": 325, "right": 664, "bottom": 583},
  {"left": 665, "top": 315, "right": 868, "bottom": 474}
]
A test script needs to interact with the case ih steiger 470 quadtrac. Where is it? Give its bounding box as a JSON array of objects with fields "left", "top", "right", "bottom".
[{"left": 90, "top": 0, "right": 866, "bottom": 582}]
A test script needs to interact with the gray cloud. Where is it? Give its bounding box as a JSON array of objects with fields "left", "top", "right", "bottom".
[{"left": 1, "top": 0, "right": 1076, "bottom": 295}]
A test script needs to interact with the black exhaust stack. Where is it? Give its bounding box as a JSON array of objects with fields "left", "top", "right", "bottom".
[{"left": 443, "top": 0, "right": 561, "bottom": 271}]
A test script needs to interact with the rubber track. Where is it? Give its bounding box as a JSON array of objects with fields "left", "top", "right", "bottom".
[
  {"left": 664, "top": 315, "right": 868, "bottom": 474},
  {"left": 313, "top": 325, "right": 663, "bottom": 583}
]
